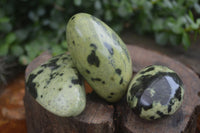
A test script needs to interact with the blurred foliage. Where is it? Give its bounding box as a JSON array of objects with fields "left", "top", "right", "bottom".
[{"left": 0, "top": 0, "right": 200, "bottom": 65}]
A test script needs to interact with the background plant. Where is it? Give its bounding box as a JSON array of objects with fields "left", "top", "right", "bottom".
[{"left": 0, "top": 0, "right": 200, "bottom": 65}]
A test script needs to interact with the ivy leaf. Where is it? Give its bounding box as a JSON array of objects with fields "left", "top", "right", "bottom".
[
  {"left": 155, "top": 32, "right": 169, "bottom": 46},
  {"left": 182, "top": 32, "right": 190, "bottom": 50},
  {"left": 169, "top": 34, "right": 181, "bottom": 46},
  {"left": 74, "top": 0, "right": 82, "bottom": 6},
  {"left": 194, "top": 3, "right": 200, "bottom": 14},
  {"left": 11, "top": 45, "right": 24, "bottom": 56},
  {"left": 152, "top": 18, "right": 164, "bottom": 31},
  {"left": 6, "top": 33, "right": 16, "bottom": 45},
  {"left": 94, "top": 0, "right": 102, "bottom": 10}
]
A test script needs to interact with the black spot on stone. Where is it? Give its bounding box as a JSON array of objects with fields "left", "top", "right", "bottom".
[
  {"left": 142, "top": 104, "right": 153, "bottom": 111},
  {"left": 62, "top": 56, "right": 69, "bottom": 61},
  {"left": 91, "top": 78, "right": 101, "bottom": 82},
  {"left": 119, "top": 78, "right": 123, "bottom": 84},
  {"left": 90, "top": 43, "right": 97, "bottom": 50},
  {"left": 157, "top": 111, "right": 165, "bottom": 117},
  {"left": 103, "top": 42, "right": 114, "bottom": 55},
  {"left": 168, "top": 105, "right": 172, "bottom": 113},
  {"left": 41, "top": 58, "right": 60, "bottom": 71},
  {"left": 140, "top": 66, "right": 155, "bottom": 74},
  {"left": 59, "top": 88, "right": 62, "bottom": 91},
  {"left": 115, "top": 68, "right": 121, "bottom": 75},
  {"left": 71, "top": 78, "right": 82, "bottom": 85},
  {"left": 41, "top": 95, "right": 43, "bottom": 98},
  {"left": 71, "top": 16, "right": 75, "bottom": 20},
  {"left": 87, "top": 50, "right": 100, "bottom": 67},
  {"left": 60, "top": 73, "right": 64, "bottom": 76},
  {"left": 26, "top": 74, "right": 38, "bottom": 99},
  {"left": 49, "top": 73, "right": 58, "bottom": 80},
  {"left": 72, "top": 40, "right": 75, "bottom": 45},
  {"left": 102, "top": 81, "right": 105, "bottom": 84},
  {"left": 69, "top": 85, "right": 72, "bottom": 88},
  {"left": 37, "top": 69, "right": 44, "bottom": 75},
  {"left": 108, "top": 96, "right": 112, "bottom": 98},
  {"left": 150, "top": 116, "right": 155, "bottom": 120},
  {"left": 110, "top": 92, "right": 114, "bottom": 95},
  {"left": 175, "top": 87, "right": 182, "bottom": 101},
  {"left": 86, "top": 69, "right": 90, "bottom": 74}
]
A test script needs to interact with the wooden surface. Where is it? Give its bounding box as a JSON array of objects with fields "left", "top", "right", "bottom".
[{"left": 24, "top": 45, "right": 200, "bottom": 133}]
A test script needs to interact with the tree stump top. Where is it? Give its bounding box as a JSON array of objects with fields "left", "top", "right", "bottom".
[{"left": 24, "top": 45, "right": 200, "bottom": 133}]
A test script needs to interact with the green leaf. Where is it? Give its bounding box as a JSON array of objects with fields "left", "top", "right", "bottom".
[
  {"left": 105, "top": 10, "right": 112, "bottom": 21},
  {"left": 51, "top": 44, "right": 65, "bottom": 56},
  {"left": 194, "top": 3, "right": 200, "bottom": 14},
  {"left": 11, "top": 45, "right": 24, "bottom": 56},
  {"left": 169, "top": 34, "right": 181, "bottom": 46},
  {"left": 182, "top": 32, "right": 190, "bottom": 50},
  {"left": 19, "top": 55, "right": 32, "bottom": 65},
  {"left": 0, "top": 17, "right": 10, "bottom": 23},
  {"left": 0, "top": 43, "right": 9, "bottom": 56},
  {"left": 15, "top": 29, "right": 29, "bottom": 41},
  {"left": 152, "top": 19, "right": 164, "bottom": 31},
  {"left": 6, "top": 33, "right": 16, "bottom": 45},
  {"left": 61, "top": 41, "right": 68, "bottom": 49},
  {"left": 74, "top": 0, "right": 82, "bottom": 6},
  {"left": 28, "top": 11, "right": 38, "bottom": 22},
  {"left": 188, "top": 10, "right": 194, "bottom": 21},
  {"left": 94, "top": 0, "right": 102, "bottom": 10},
  {"left": 0, "top": 22, "right": 12, "bottom": 32},
  {"left": 155, "top": 32, "right": 169, "bottom": 46}
]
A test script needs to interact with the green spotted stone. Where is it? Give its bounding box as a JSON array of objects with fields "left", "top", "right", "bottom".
[
  {"left": 127, "top": 65, "right": 184, "bottom": 120},
  {"left": 26, "top": 54, "right": 86, "bottom": 117},
  {"left": 66, "top": 13, "right": 132, "bottom": 102}
]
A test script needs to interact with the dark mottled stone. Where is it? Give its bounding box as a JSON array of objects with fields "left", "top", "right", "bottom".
[
  {"left": 69, "top": 85, "right": 72, "bottom": 88},
  {"left": 40, "top": 95, "right": 43, "bottom": 98},
  {"left": 115, "top": 68, "right": 121, "bottom": 75},
  {"left": 102, "top": 81, "right": 105, "bottom": 84},
  {"left": 58, "top": 88, "right": 62, "bottom": 91},
  {"left": 87, "top": 50, "right": 100, "bottom": 67},
  {"left": 26, "top": 74, "right": 38, "bottom": 99},
  {"left": 72, "top": 40, "right": 75, "bottom": 45},
  {"left": 108, "top": 96, "right": 112, "bottom": 99},
  {"left": 129, "top": 69, "right": 184, "bottom": 118},
  {"left": 103, "top": 42, "right": 114, "bottom": 55}
]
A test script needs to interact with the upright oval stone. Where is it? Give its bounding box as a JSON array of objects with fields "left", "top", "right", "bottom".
[
  {"left": 66, "top": 13, "right": 132, "bottom": 102},
  {"left": 26, "top": 54, "right": 86, "bottom": 117},
  {"left": 127, "top": 65, "right": 184, "bottom": 120}
]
